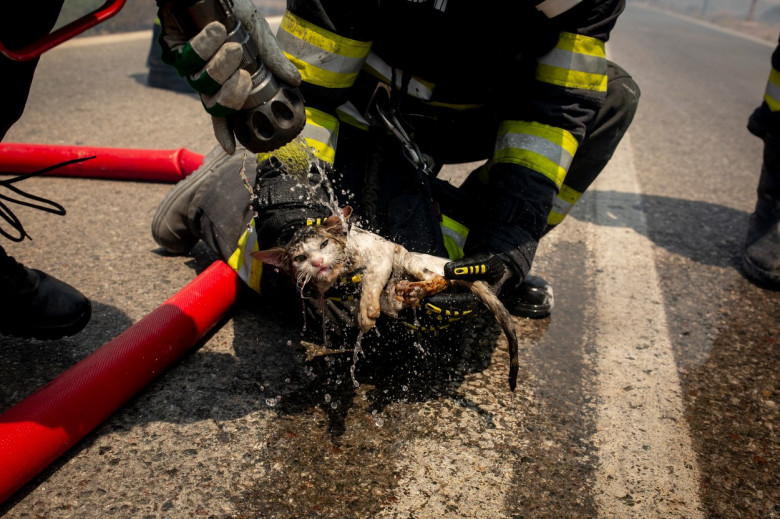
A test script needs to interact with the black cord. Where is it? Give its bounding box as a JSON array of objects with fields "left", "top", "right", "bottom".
[{"left": 0, "top": 155, "right": 96, "bottom": 241}]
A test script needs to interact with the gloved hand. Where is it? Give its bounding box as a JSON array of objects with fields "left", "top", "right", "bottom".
[
  {"left": 443, "top": 252, "right": 518, "bottom": 290},
  {"left": 409, "top": 289, "right": 481, "bottom": 331},
  {"left": 157, "top": 0, "right": 301, "bottom": 154},
  {"left": 252, "top": 155, "right": 333, "bottom": 250},
  {"left": 324, "top": 273, "right": 481, "bottom": 333}
]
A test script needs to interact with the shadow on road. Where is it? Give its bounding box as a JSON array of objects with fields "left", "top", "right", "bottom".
[{"left": 570, "top": 190, "right": 750, "bottom": 270}]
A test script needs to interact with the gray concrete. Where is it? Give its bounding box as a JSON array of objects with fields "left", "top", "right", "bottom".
[{"left": 0, "top": 5, "right": 778, "bottom": 518}]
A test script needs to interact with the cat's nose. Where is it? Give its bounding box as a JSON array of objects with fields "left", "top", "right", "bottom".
[{"left": 312, "top": 257, "right": 323, "bottom": 267}]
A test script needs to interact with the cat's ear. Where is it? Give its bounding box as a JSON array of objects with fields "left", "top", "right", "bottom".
[
  {"left": 252, "top": 247, "right": 287, "bottom": 268},
  {"left": 322, "top": 206, "right": 352, "bottom": 234}
]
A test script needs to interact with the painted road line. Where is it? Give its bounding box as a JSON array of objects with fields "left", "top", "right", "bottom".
[
  {"left": 57, "top": 16, "right": 285, "bottom": 49},
  {"left": 586, "top": 134, "right": 704, "bottom": 518}
]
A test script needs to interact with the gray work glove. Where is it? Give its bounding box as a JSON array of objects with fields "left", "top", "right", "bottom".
[{"left": 157, "top": 0, "right": 301, "bottom": 154}]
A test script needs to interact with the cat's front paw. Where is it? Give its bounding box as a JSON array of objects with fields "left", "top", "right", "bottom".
[
  {"left": 358, "top": 311, "right": 377, "bottom": 333},
  {"left": 358, "top": 302, "right": 380, "bottom": 333}
]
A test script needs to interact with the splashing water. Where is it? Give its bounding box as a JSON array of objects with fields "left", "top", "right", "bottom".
[
  {"left": 269, "top": 136, "right": 342, "bottom": 216},
  {"left": 350, "top": 331, "right": 365, "bottom": 388}
]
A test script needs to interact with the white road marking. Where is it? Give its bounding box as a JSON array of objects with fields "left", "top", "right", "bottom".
[
  {"left": 56, "top": 16, "right": 284, "bottom": 49},
  {"left": 586, "top": 135, "right": 704, "bottom": 517},
  {"left": 636, "top": 2, "right": 775, "bottom": 48}
]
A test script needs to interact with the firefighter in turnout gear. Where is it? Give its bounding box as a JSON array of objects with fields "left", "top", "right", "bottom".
[
  {"left": 743, "top": 35, "right": 780, "bottom": 290},
  {"left": 152, "top": 0, "right": 640, "bottom": 329}
]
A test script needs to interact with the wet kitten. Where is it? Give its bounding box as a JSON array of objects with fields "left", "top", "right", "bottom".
[{"left": 253, "top": 207, "right": 520, "bottom": 390}]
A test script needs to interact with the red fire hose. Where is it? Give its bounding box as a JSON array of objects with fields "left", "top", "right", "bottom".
[
  {"left": 0, "top": 143, "right": 205, "bottom": 182},
  {"left": 0, "top": 260, "right": 240, "bottom": 504}
]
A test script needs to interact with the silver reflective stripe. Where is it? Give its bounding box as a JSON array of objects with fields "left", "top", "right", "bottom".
[
  {"left": 364, "top": 52, "right": 434, "bottom": 100},
  {"left": 767, "top": 78, "right": 780, "bottom": 108},
  {"left": 535, "top": 0, "right": 582, "bottom": 18},
  {"left": 497, "top": 132, "right": 575, "bottom": 172},
  {"left": 276, "top": 28, "right": 365, "bottom": 76},
  {"left": 300, "top": 122, "right": 335, "bottom": 148},
  {"left": 441, "top": 224, "right": 467, "bottom": 250},
  {"left": 551, "top": 194, "right": 574, "bottom": 216},
  {"left": 336, "top": 101, "right": 370, "bottom": 129},
  {"left": 537, "top": 47, "right": 607, "bottom": 76}
]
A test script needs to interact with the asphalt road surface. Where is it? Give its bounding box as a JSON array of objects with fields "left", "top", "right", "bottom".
[{"left": 1, "top": 3, "right": 779, "bottom": 518}]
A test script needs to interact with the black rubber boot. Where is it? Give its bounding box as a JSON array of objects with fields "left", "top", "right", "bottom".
[
  {"left": 0, "top": 247, "right": 91, "bottom": 339},
  {"left": 500, "top": 275, "right": 554, "bottom": 319},
  {"left": 742, "top": 135, "right": 780, "bottom": 290}
]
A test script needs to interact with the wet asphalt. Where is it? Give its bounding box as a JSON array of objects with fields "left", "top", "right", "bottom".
[{"left": 1, "top": 4, "right": 779, "bottom": 518}]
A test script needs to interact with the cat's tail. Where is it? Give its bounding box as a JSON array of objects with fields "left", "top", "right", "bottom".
[{"left": 456, "top": 280, "right": 520, "bottom": 391}]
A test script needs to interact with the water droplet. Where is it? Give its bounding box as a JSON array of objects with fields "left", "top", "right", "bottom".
[
  {"left": 324, "top": 394, "right": 331, "bottom": 403},
  {"left": 265, "top": 397, "right": 277, "bottom": 407}
]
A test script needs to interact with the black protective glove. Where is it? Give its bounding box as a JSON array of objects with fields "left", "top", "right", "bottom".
[
  {"left": 318, "top": 269, "right": 480, "bottom": 333},
  {"left": 252, "top": 156, "right": 333, "bottom": 250},
  {"left": 389, "top": 252, "right": 515, "bottom": 332},
  {"left": 443, "top": 252, "right": 516, "bottom": 287},
  {"left": 444, "top": 252, "right": 520, "bottom": 296}
]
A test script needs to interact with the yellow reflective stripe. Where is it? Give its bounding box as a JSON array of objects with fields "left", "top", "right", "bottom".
[
  {"left": 300, "top": 107, "right": 338, "bottom": 164},
  {"left": 440, "top": 213, "right": 469, "bottom": 260},
  {"left": 227, "top": 223, "right": 263, "bottom": 292},
  {"left": 547, "top": 184, "right": 583, "bottom": 225},
  {"left": 535, "top": 0, "right": 583, "bottom": 17},
  {"left": 494, "top": 120, "right": 578, "bottom": 187},
  {"left": 765, "top": 68, "right": 780, "bottom": 112},
  {"left": 279, "top": 12, "right": 371, "bottom": 89},
  {"left": 364, "top": 52, "right": 435, "bottom": 100},
  {"left": 536, "top": 32, "right": 607, "bottom": 92},
  {"left": 453, "top": 265, "right": 486, "bottom": 276}
]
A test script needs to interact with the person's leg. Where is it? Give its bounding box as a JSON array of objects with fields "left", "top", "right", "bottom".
[
  {"left": 0, "top": 0, "right": 65, "bottom": 138},
  {"left": 742, "top": 134, "right": 780, "bottom": 289},
  {"left": 544, "top": 61, "right": 641, "bottom": 234},
  {"left": 0, "top": 0, "right": 92, "bottom": 339},
  {"left": 152, "top": 144, "right": 252, "bottom": 257},
  {"left": 742, "top": 38, "right": 780, "bottom": 289},
  {"left": 496, "top": 61, "right": 640, "bottom": 317}
]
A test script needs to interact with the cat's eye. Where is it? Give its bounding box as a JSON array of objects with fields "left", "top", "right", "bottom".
[
  {"left": 293, "top": 254, "right": 307, "bottom": 263},
  {"left": 319, "top": 239, "right": 329, "bottom": 249}
]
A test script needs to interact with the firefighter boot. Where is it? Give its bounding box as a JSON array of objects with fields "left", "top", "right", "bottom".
[
  {"left": 152, "top": 144, "right": 236, "bottom": 254},
  {"left": 501, "top": 275, "right": 554, "bottom": 319},
  {"left": 0, "top": 247, "right": 91, "bottom": 339},
  {"left": 743, "top": 137, "right": 780, "bottom": 290}
]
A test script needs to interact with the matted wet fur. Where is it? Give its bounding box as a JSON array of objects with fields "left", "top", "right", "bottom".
[{"left": 253, "top": 207, "right": 520, "bottom": 390}]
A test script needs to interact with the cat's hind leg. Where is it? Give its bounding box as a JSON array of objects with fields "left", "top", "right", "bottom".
[{"left": 397, "top": 250, "right": 449, "bottom": 281}]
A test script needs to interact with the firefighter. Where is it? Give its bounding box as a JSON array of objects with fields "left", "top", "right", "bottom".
[
  {"left": 743, "top": 35, "right": 780, "bottom": 290},
  {"left": 152, "top": 0, "right": 640, "bottom": 328}
]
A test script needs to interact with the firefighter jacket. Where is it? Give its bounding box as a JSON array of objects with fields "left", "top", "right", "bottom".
[{"left": 276, "top": 0, "right": 626, "bottom": 278}]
